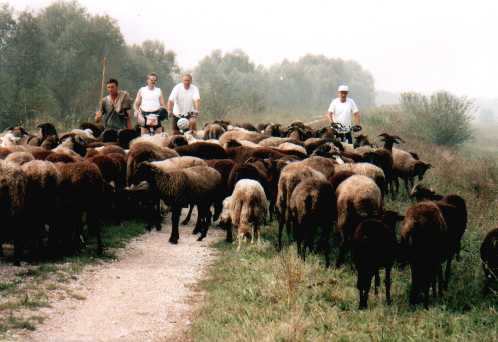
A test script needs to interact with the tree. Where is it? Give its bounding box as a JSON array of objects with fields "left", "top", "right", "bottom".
[{"left": 400, "top": 91, "right": 474, "bottom": 146}]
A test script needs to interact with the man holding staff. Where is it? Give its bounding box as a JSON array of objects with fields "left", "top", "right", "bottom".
[{"left": 95, "top": 78, "right": 133, "bottom": 129}]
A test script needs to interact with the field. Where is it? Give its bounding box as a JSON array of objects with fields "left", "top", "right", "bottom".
[{"left": 189, "top": 120, "right": 498, "bottom": 341}]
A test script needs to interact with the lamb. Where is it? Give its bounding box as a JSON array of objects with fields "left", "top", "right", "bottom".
[
  {"left": 330, "top": 172, "right": 383, "bottom": 267},
  {"left": 481, "top": 228, "right": 498, "bottom": 291},
  {"left": 276, "top": 162, "right": 326, "bottom": 249},
  {"left": 126, "top": 141, "right": 179, "bottom": 186},
  {"left": 174, "top": 141, "right": 228, "bottom": 160},
  {"left": 4, "top": 151, "right": 35, "bottom": 165},
  {"left": 0, "top": 127, "right": 30, "bottom": 147},
  {"left": 400, "top": 201, "right": 448, "bottom": 307},
  {"left": 131, "top": 163, "right": 223, "bottom": 243},
  {"left": 219, "top": 129, "right": 266, "bottom": 146},
  {"left": 225, "top": 179, "right": 268, "bottom": 250},
  {"left": 289, "top": 178, "right": 336, "bottom": 266},
  {"left": 259, "top": 137, "right": 295, "bottom": 147},
  {"left": 227, "top": 163, "right": 271, "bottom": 200},
  {"left": 0, "top": 160, "right": 28, "bottom": 265},
  {"left": 352, "top": 211, "right": 404, "bottom": 309},
  {"left": 392, "top": 148, "right": 432, "bottom": 193}
]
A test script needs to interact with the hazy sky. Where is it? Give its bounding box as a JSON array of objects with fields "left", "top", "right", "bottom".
[{"left": 7, "top": 0, "right": 498, "bottom": 98}]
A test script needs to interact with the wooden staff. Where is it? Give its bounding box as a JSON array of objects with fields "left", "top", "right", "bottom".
[{"left": 95, "top": 56, "right": 107, "bottom": 123}]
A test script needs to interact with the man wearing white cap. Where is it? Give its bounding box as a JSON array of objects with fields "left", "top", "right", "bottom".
[{"left": 326, "top": 85, "right": 361, "bottom": 144}]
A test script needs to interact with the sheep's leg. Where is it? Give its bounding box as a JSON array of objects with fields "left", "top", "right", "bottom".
[
  {"left": 385, "top": 267, "right": 392, "bottom": 305},
  {"left": 374, "top": 271, "right": 380, "bottom": 295},
  {"left": 357, "top": 271, "right": 372, "bottom": 309},
  {"left": 192, "top": 206, "right": 201, "bottom": 234},
  {"left": 87, "top": 211, "right": 102, "bottom": 254},
  {"left": 225, "top": 222, "right": 233, "bottom": 243},
  {"left": 336, "top": 237, "right": 348, "bottom": 267},
  {"left": 409, "top": 264, "right": 420, "bottom": 306},
  {"left": 169, "top": 206, "right": 181, "bottom": 244},
  {"left": 403, "top": 176, "right": 410, "bottom": 195},
  {"left": 197, "top": 205, "right": 211, "bottom": 241},
  {"left": 182, "top": 204, "right": 194, "bottom": 225},
  {"left": 277, "top": 216, "right": 284, "bottom": 251},
  {"left": 237, "top": 232, "right": 243, "bottom": 251}
]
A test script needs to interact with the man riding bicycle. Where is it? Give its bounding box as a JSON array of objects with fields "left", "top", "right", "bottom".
[
  {"left": 325, "top": 85, "right": 361, "bottom": 144},
  {"left": 167, "top": 73, "right": 201, "bottom": 135},
  {"left": 134, "top": 72, "right": 168, "bottom": 135}
]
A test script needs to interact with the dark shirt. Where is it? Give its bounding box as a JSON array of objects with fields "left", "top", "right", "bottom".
[{"left": 99, "top": 90, "right": 132, "bottom": 129}]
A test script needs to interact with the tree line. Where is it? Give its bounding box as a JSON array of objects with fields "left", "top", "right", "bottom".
[{"left": 0, "top": 1, "right": 375, "bottom": 129}]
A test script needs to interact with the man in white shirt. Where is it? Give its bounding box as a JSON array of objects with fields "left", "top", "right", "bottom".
[
  {"left": 134, "top": 72, "right": 168, "bottom": 135},
  {"left": 167, "top": 74, "right": 201, "bottom": 134},
  {"left": 326, "top": 85, "right": 361, "bottom": 144}
]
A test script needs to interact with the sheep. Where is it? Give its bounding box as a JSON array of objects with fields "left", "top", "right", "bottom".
[
  {"left": 226, "top": 179, "right": 268, "bottom": 250},
  {"left": 299, "top": 156, "right": 336, "bottom": 178},
  {"left": 351, "top": 211, "right": 404, "bottom": 309},
  {"left": 53, "top": 135, "right": 88, "bottom": 158},
  {"left": 227, "top": 163, "right": 271, "bottom": 200},
  {"left": 376, "top": 133, "right": 403, "bottom": 194},
  {"left": 481, "top": 228, "right": 498, "bottom": 291},
  {"left": 46, "top": 152, "right": 79, "bottom": 163},
  {"left": 235, "top": 122, "right": 258, "bottom": 131},
  {"left": 0, "top": 126, "right": 30, "bottom": 147},
  {"left": 94, "top": 144, "right": 127, "bottom": 156},
  {"left": 0, "top": 160, "right": 28, "bottom": 265},
  {"left": 167, "top": 135, "right": 189, "bottom": 149},
  {"left": 219, "top": 129, "right": 266, "bottom": 146},
  {"left": 400, "top": 201, "right": 448, "bottom": 307},
  {"left": 130, "top": 163, "right": 223, "bottom": 243},
  {"left": 203, "top": 123, "right": 226, "bottom": 140},
  {"left": 276, "top": 162, "right": 326, "bottom": 249},
  {"left": 224, "top": 139, "right": 261, "bottom": 149},
  {"left": 277, "top": 142, "right": 307, "bottom": 156},
  {"left": 54, "top": 161, "right": 105, "bottom": 255},
  {"left": 330, "top": 172, "right": 383, "bottom": 267},
  {"left": 20, "top": 160, "right": 59, "bottom": 255},
  {"left": 263, "top": 123, "right": 284, "bottom": 137},
  {"left": 206, "top": 158, "right": 236, "bottom": 199},
  {"left": 126, "top": 141, "right": 179, "bottom": 186},
  {"left": 4, "top": 151, "right": 35, "bottom": 165},
  {"left": 80, "top": 122, "right": 104, "bottom": 138},
  {"left": 218, "top": 195, "right": 233, "bottom": 233},
  {"left": 410, "top": 184, "right": 468, "bottom": 287},
  {"left": 28, "top": 123, "right": 59, "bottom": 147},
  {"left": 392, "top": 148, "right": 432, "bottom": 193},
  {"left": 174, "top": 141, "right": 228, "bottom": 160},
  {"left": 289, "top": 178, "right": 336, "bottom": 266},
  {"left": 334, "top": 162, "right": 386, "bottom": 197}
]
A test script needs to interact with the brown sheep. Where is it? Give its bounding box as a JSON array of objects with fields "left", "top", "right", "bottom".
[
  {"left": 4, "top": 151, "right": 35, "bottom": 165},
  {"left": 481, "top": 228, "right": 498, "bottom": 291},
  {"left": 400, "top": 201, "right": 448, "bottom": 307},
  {"left": 0, "top": 160, "right": 28, "bottom": 265},
  {"left": 276, "top": 162, "right": 326, "bottom": 249},
  {"left": 330, "top": 172, "right": 383, "bottom": 267},
  {"left": 203, "top": 123, "right": 226, "bottom": 140},
  {"left": 289, "top": 178, "right": 336, "bottom": 266},
  {"left": 392, "top": 148, "right": 432, "bottom": 193},
  {"left": 131, "top": 163, "right": 223, "bottom": 243},
  {"left": 219, "top": 129, "right": 266, "bottom": 146},
  {"left": 352, "top": 211, "right": 404, "bottom": 309},
  {"left": 126, "top": 141, "right": 179, "bottom": 186},
  {"left": 334, "top": 162, "right": 386, "bottom": 197}
]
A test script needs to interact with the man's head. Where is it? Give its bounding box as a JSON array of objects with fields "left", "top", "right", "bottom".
[
  {"left": 146, "top": 73, "right": 158, "bottom": 87},
  {"left": 337, "top": 85, "right": 349, "bottom": 102},
  {"left": 106, "top": 78, "right": 119, "bottom": 96},
  {"left": 182, "top": 73, "right": 192, "bottom": 89}
]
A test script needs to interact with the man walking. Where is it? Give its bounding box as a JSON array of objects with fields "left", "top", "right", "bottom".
[
  {"left": 167, "top": 74, "right": 201, "bottom": 134},
  {"left": 95, "top": 78, "right": 133, "bottom": 129},
  {"left": 326, "top": 85, "right": 361, "bottom": 144}
]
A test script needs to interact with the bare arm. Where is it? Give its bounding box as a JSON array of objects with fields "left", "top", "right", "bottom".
[
  {"left": 159, "top": 94, "right": 166, "bottom": 109},
  {"left": 134, "top": 93, "right": 142, "bottom": 112},
  {"left": 194, "top": 99, "right": 200, "bottom": 112},
  {"left": 326, "top": 111, "right": 335, "bottom": 123},
  {"left": 167, "top": 100, "right": 174, "bottom": 114},
  {"left": 353, "top": 111, "right": 361, "bottom": 125}
]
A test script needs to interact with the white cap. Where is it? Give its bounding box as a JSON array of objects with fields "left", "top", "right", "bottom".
[{"left": 337, "top": 85, "right": 349, "bottom": 92}]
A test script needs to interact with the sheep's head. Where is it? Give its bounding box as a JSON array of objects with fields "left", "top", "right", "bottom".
[
  {"left": 410, "top": 183, "right": 440, "bottom": 201},
  {"left": 41, "top": 135, "right": 59, "bottom": 150},
  {"left": 132, "top": 161, "right": 158, "bottom": 186},
  {"left": 37, "top": 123, "right": 57, "bottom": 138},
  {"left": 80, "top": 122, "right": 103, "bottom": 137},
  {"left": 168, "top": 135, "right": 188, "bottom": 148},
  {"left": 353, "top": 134, "right": 371, "bottom": 148},
  {"left": 378, "top": 133, "right": 404, "bottom": 145},
  {"left": 414, "top": 161, "right": 432, "bottom": 180}
]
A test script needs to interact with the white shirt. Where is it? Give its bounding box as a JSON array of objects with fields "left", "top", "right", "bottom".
[
  {"left": 168, "top": 83, "right": 200, "bottom": 117},
  {"left": 328, "top": 97, "right": 359, "bottom": 126},
  {"left": 138, "top": 86, "right": 162, "bottom": 112}
]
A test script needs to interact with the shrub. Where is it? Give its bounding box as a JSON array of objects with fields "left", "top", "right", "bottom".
[{"left": 400, "top": 91, "right": 474, "bottom": 146}]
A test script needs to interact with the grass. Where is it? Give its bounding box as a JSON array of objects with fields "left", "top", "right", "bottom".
[
  {"left": 0, "top": 220, "right": 146, "bottom": 337},
  {"left": 189, "top": 123, "right": 498, "bottom": 341}
]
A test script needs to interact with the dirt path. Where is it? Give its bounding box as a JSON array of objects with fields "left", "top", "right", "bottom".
[{"left": 26, "top": 216, "right": 220, "bottom": 342}]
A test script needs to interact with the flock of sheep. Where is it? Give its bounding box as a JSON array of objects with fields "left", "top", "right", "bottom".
[{"left": 0, "top": 120, "right": 496, "bottom": 310}]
